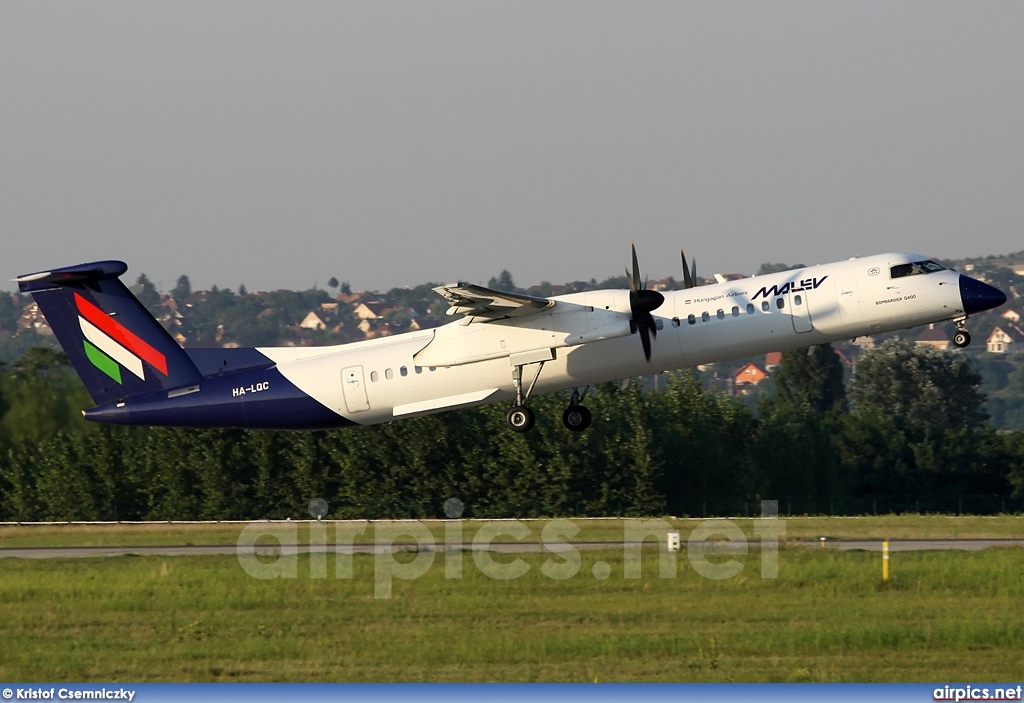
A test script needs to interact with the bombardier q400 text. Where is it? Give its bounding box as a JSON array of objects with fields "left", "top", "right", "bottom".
[{"left": 16, "top": 246, "right": 1006, "bottom": 433}]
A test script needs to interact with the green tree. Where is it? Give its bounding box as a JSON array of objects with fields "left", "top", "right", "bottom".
[
  {"left": 1006, "top": 431, "right": 1024, "bottom": 500},
  {"left": 0, "top": 331, "right": 61, "bottom": 367},
  {"left": 0, "top": 348, "right": 92, "bottom": 446},
  {"left": 985, "top": 358, "right": 1024, "bottom": 431},
  {"left": 756, "top": 262, "right": 805, "bottom": 276},
  {"left": 848, "top": 338, "right": 987, "bottom": 432},
  {"left": 840, "top": 339, "right": 1002, "bottom": 508},
  {"left": 171, "top": 275, "right": 192, "bottom": 304},
  {"left": 658, "top": 372, "right": 759, "bottom": 515},
  {"left": 0, "top": 293, "right": 23, "bottom": 332},
  {"left": 131, "top": 273, "right": 161, "bottom": 309},
  {"left": 487, "top": 270, "right": 516, "bottom": 292},
  {"left": 755, "top": 400, "right": 840, "bottom": 511},
  {"left": 772, "top": 343, "right": 847, "bottom": 413},
  {"left": 981, "top": 267, "right": 1018, "bottom": 297},
  {"left": 0, "top": 443, "right": 42, "bottom": 519},
  {"left": 834, "top": 408, "right": 917, "bottom": 502}
]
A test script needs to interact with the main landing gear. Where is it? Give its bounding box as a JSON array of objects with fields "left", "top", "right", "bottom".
[
  {"left": 504, "top": 361, "right": 592, "bottom": 433},
  {"left": 506, "top": 405, "right": 535, "bottom": 432},
  {"left": 506, "top": 361, "right": 544, "bottom": 433},
  {"left": 952, "top": 316, "right": 971, "bottom": 349}
]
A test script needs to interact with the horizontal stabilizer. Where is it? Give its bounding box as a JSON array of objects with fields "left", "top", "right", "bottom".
[{"left": 15, "top": 260, "right": 128, "bottom": 291}]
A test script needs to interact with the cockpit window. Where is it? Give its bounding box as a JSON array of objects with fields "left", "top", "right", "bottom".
[{"left": 890, "top": 260, "right": 945, "bottom": 279}]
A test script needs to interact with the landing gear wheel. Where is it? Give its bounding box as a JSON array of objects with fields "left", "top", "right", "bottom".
[
  {"left": 952, "top": 331, "right": 971, "bottom": 348},
  {"left": 562, "top": 405, "right": 592, "bottom": 432},
  {"left": 507, "top": 405, "right": 536, "bottom": 433}
]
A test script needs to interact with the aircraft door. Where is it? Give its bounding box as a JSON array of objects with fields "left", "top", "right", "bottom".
[
  {"left": 341, "top": 366, "right": 370, "bottom": 413},
  {"left": 834, "top": 276, "right": 863, "bottom": 326},
  {"left": 787, "top": 290, "right": 813, "bottom": 333}
]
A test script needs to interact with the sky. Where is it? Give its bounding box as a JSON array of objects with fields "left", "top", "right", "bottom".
[{"left": 2, "top": 2, "right": 1022, "bottom": 294}]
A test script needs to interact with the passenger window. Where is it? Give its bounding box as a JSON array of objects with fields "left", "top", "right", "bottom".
[
  {"left": 731, "top": 306, "right": 739, "bottom": 317},
  {"left": 671, "top": 317, "right": 680, "bottom": 328},
  {"left": 400, "top": 366, "right": 408, "bottom": 377},
  {"left": 688, "top": 314, "right": 696, "bottom": 325},
  {"left": 761, "top": 301, "right": 770, "bottom": 312},
  {"left": 747, "top": 303, "right": 755, "bottom": 314},
  {"left": 370, "top": 371, "right": 379, "bottom": 382},
  {"left": 385, "top": 368, "right": 393, "bottom": 380},
  {"left": 655, "top": 319, "right": 664, "bottom": 331},
  {"left": 776, "top": 298, "right": 785, "bottom": 309},
  {"left": 794, "top": 294, "right": 802, "bottom": 306},
  {"left": 415, "top": 366, "right": 422, "bottom": 374},
  {"left": 701, "top": 312, "right": 710, "bottom": 322},
  {"left": 716, "top": 309, "right": 724, "bottom": 319}
]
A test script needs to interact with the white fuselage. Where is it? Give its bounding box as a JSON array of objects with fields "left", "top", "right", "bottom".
[{"left": 258, "top": 253, "right": 966, "bottom": 425}]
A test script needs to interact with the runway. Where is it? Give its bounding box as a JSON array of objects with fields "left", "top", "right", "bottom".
[
  {"left": 1, "top": 538, "right": 1022, "bottom": 559},
  {"left": 819, "top": 538, "right": 1024, "bottom": 552}
]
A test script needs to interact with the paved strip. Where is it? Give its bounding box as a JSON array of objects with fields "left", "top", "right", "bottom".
[
  {"left": 822, "top": 538, "right": 1024, "bottom": 552},
  {"left": 1, "top": 538, "right": 1021, "bottom": 559},
  {"left": 1, "top": 542, "right": 629, "bottom": 559}
]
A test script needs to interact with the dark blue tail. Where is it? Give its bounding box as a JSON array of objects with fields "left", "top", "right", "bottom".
[{"left": 17, "top": 261, "right": 204, "bottom": 405}]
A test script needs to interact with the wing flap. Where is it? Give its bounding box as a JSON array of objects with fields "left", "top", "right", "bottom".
[{"left": 432, "top": 283, "right": 554, "bottom": 319}]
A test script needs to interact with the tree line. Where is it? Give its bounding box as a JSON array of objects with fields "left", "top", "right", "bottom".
[{"left": 0, "top": 340, "right": 1023, "bottom": 521}]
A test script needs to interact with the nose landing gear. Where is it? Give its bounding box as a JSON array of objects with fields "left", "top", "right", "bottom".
[{"left": 952, "top": 316, "right": 971, "bottom": 348}]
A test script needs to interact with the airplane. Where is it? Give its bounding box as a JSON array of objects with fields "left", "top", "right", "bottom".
[{"left": 15, "top": 246, "right": 1006, "bottom": 433}]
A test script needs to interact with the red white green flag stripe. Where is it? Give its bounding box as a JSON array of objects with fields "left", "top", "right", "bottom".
[{"left": 74, "top": 292, "right": 168, "bottom": 384}]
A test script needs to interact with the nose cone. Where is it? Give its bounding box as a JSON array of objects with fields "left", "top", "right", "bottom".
[{"left": 959, "top": 275, "right": 1007, "bottom": 315}]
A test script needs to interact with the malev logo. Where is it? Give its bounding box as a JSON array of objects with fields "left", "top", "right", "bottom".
[{"left": 752, "top": 276, "right": 828, "bottom": 300}]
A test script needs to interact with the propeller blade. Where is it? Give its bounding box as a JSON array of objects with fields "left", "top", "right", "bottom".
[
  {"left": 625, "top": 243, "right": 664, "bottom": 363},
  {"left": 638, "top": 320, "right": 652, "bottom": 361},
  {"left": 691, "top": 257, "right": 697, "bottom": 286},
  {"left": 645, "top": 311, "right": 658, "bottom": 341},
  {"left": 681, "top": 248, "right": 694, "bottom": 290},
  {"left": 630, "top": 241, "right": 641, "bottom": 292}
]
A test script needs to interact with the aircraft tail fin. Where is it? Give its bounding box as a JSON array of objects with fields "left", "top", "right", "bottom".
[{"left": 16, "top": 260, "right": 204, "bottom": 405}]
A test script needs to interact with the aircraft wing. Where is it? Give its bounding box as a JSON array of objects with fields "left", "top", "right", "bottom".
[{"left": 432, "top": 283, "right": 554, "bottom": 319}]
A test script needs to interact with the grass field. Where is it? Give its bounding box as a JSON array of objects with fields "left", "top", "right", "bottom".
[
  {"left": 1, "top": 545, "right": 1022, "bottom": 682},
  {"left": 1, "top": 514, "right": 1022, "bottom": 549}
]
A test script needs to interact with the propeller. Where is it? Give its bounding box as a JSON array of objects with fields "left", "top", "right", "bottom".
[
  {"left": 680, "top": 248, "right": 697, "bottom": 289},
  {"left": 626, "top": 242, "right": 665, "bottom": 362}
]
